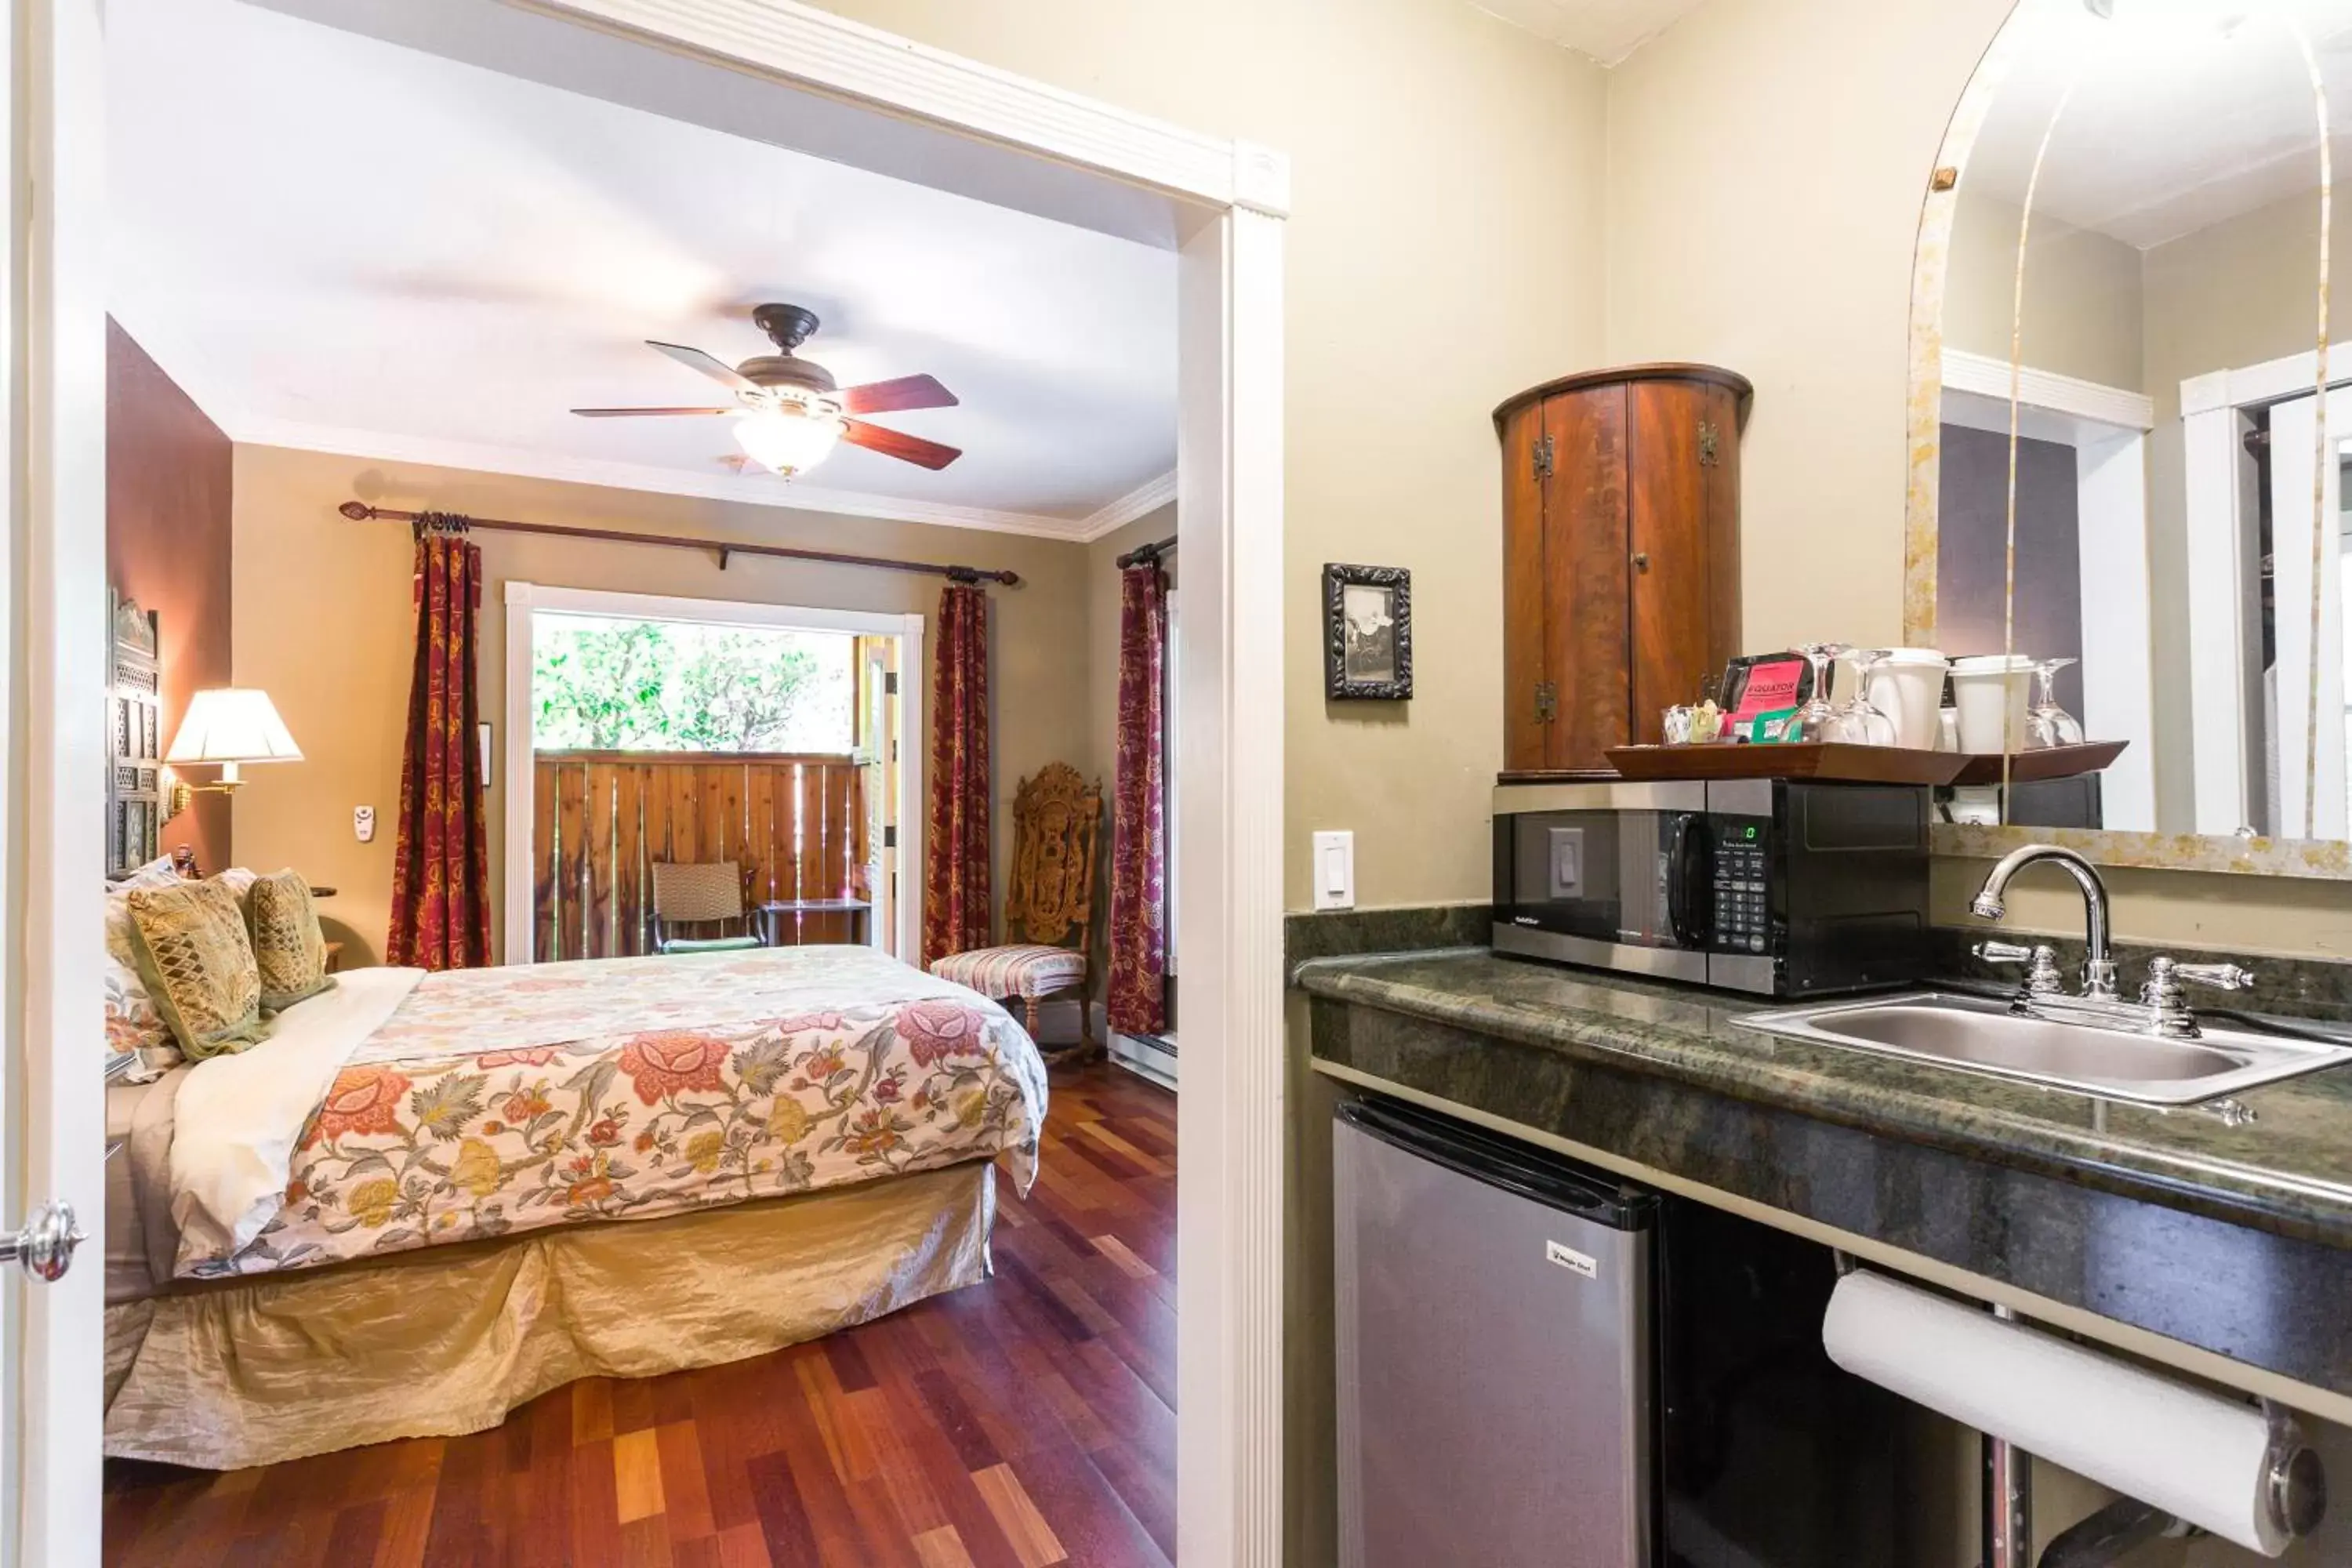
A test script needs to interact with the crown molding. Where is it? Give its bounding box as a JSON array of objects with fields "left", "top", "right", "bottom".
[
  {"left": 224, "top": 415, "right": 1114, "bottom": 542},
  {"left": 1077, "top": 468, "right": 1179, "bottom": 541},
  {"left": 1942, "top": 348, "right": 2154, "bottom": 433}
]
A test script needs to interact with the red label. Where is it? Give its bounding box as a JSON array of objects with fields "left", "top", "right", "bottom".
[{"left": 1730, "top": 658, "right": 1806, "bottom": 720}]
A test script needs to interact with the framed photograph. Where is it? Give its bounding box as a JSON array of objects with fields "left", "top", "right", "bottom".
[{"left": 1323, "top": 563, "right": 1412, "bottom": 700}]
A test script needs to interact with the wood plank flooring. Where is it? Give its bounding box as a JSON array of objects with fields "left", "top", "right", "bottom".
[{"left": 103, "top": 1061, "right": 1177, "bottom": 1568}]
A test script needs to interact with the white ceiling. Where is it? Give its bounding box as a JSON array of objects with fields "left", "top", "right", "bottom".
[
  {"left": 1965, "top": 0, "right": 2352, "bottom": 250},
  {"left": 107, "top": 0, "right": 1179, "bottom": 541},
  {"left": 1469, "top": 0, "right": 1710, "bottom": 65}
]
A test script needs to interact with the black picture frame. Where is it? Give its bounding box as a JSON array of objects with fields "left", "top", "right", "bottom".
[{"left": 1323, "top": 563, "right": 1413, "bottom": 700}]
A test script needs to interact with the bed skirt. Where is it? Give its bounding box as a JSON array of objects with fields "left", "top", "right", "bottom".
[{"left": 103, "top": 1160, "right": 995, "bottom": 1471}]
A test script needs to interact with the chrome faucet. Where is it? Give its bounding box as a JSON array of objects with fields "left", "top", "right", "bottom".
[
  {"left": 1969, "top": 844, "right": 2118, "bottom": 997},
  {"left": 1969, "top": 843, "right": 2255, "bottom": 1038}
]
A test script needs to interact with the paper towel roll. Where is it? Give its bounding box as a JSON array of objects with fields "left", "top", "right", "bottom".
[{"left": 1822, "top": 1271, "right": 2299, "bottom": 1555}]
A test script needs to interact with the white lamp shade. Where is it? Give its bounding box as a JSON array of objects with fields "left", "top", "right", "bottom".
[
  {"left": 733, "top": 408, "right": 841, "bottom": 475},
  {"left": 165, "top": 688, "right": 303, "bottom": 765}
]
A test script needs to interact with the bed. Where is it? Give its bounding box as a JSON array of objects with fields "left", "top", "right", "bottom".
[{"left": 103, "top": 943, "right": 1048, "bottom": 1469}]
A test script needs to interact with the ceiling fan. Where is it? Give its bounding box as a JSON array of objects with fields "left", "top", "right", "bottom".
[{"left": 572, "top": 303, "right": 962, "bottom": 477}]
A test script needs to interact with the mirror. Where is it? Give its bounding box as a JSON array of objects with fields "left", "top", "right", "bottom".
[{"left": 1909, "top": 0, "right": 2352, "bottom": 875}]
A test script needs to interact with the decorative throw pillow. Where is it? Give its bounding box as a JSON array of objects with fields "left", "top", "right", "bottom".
[
  {"left": 103, "top": 856, "right": 194, "bottom": 1080},
  {"left": 246, "top": 870, "right": 334, "bottom": 1013},
  {"left": 125, "top": 878, "right": 267, "bottom": 1060}
]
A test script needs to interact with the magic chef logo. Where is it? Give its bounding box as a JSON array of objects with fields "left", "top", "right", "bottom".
[{"left": 1544, "top": 1240, "right": 1599, "bottom": 1279}]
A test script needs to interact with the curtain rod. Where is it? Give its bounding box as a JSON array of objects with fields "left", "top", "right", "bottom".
[
  {"left": 337, "top": 501, "right": 1022, "bottom": 586},
  {"left": 1116, "top": 535, "right": 1177, "bottom": 569}
]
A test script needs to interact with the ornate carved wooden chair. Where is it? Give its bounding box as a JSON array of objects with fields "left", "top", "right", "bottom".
[
  {"left": 649, "top": 859, "right": 767, "bottom": 953},
  {"left": 928, "top": 763, "right": 1103, "bottom": 1056}
]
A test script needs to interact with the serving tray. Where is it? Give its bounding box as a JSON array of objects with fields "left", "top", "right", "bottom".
[
  {"left": 1602, "top": 743, "right": 1969, "bottom": 786},
  {"left": 1948, "top": 740, "right": 2128, "bottom": 787}
]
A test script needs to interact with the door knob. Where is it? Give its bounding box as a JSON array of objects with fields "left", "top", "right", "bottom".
[
  {"left": 1, "top": 1201, "right": 84, "bottom": 1283},
  {"left": 1632, "top": 552, "right": 1650, "bottom": 572}
]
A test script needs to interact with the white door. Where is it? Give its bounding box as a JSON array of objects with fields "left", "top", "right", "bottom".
[
  {"left": 2264, "top": 389, "right": 2350, "bottom": 841},
  {"left": 7, "top": 2, "right": 111, "bottom": 1564}
]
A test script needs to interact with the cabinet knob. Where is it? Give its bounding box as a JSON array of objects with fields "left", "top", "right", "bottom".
[{"left": 1632, "top": 552, "right": 1651, "bottom": 572}]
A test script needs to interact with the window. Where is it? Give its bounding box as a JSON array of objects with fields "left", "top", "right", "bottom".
[{"left": 532, "top": 613, "right": 858, "bottom": 753}]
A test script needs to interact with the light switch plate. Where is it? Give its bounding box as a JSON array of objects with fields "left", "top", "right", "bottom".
[
  {"left": 1312, "top": 830, "right": 1355, "bottom": 912},
  {"left": 354, "top": 806, "right": 376, "bottom": 844}
]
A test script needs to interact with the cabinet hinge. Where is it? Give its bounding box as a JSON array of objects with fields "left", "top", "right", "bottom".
[
  {"left": 1697, "top": 421, "right": 1720, "bottom": 467},
  {"left": 1531, "top": 433, "right": 1555, "bottom": 480},
  {"left": 1534, "top": 681, "right": 1559, "bottom": 724}
]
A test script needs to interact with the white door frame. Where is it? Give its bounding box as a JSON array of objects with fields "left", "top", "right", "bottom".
[
  {"left": 14, "top": 2, "right": 110, "bottom": 1563},
  {"left": 2184, "top": 346, "right": 2341, "bottom": 837},
  {"left": 502, "top": 583, "right": 927, "bottom": 964},
  {"left": 230, "top": 3, "right": 1289, "bottom": 1561},
  {"left": 1940, "top": 349, "right": 2158, "bottom": 828}
]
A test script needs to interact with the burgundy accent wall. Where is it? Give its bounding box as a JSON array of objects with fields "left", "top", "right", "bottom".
[{"left": 107, "top": 319, "right": 234, "bottom": 873}]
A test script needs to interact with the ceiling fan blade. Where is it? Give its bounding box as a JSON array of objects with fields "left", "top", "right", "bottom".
[
  {"left": 841, "top": 419, "right": 962, "bottom": 471},
  {"left": 839, "top": 373, "right": 958, "bottom": 416},
  {"left": 646, "top": 340, "right": 758, "bottom": 392},
  {"left": 571, "top": 405, "right": 739, "bottom": 417}
]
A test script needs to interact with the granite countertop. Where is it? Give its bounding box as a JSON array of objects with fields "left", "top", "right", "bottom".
[{"left": 1298, "top": 949, "right": 2352, "bottom": 1250}]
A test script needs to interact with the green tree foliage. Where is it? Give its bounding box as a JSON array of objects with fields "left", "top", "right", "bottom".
[{"left": 534, "top": 617, "right": 853, "bottom": 752}]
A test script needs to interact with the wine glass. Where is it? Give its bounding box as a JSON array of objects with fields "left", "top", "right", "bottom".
[
  {"left": 2027, "top": 657, "right": 2084, "bottom": 749},
  {"left": 1789, "top": 642, "right": 1847, "bottom": 741},
  {"left": 1828, "top": 648, "right": 1899, "bottom": 746}
]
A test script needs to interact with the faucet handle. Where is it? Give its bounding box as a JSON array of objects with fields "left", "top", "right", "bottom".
[
  {"left": 1976, "top": 940, "right": 2063, "bottom": 995},
  {"left": 2174, "top": 961, "right": 2255, "bottom": 993}
]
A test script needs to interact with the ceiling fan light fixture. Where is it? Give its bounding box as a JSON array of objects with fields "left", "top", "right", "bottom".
[{"left": 732, "top": 405, "right": 841, "bottom": 477}]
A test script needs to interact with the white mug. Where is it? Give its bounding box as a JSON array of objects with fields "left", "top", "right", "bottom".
[
  {"left": 1948, "top": 655, "right": 2036, "bottom": 754},
  {"left": 1865, "top": 648, "right": 1950, "bottom": 751}
]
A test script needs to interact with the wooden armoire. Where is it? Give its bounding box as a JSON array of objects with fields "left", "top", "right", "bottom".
[{"left": 1494, "top": 364, "right": 1751, "bottom": 775}]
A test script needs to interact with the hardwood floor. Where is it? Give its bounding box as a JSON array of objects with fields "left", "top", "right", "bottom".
[{"left": 103, "top": 1061, "right": 1178, "bottom": 1568}]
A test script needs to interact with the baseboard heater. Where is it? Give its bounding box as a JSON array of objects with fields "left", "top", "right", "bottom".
[{"left": 1108, "top": 1031, "right": 1178, "bottom": 1091}]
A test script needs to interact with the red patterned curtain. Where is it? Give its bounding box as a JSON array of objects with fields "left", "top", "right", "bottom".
[
  {"left": 922, "top": 583, "right": 993, "bottom": 965},
  {"left": 1106, "top": 563, "right": 1170, "bottom": 1035},
  {"left": 387, "top": 518, "right": 492, "bottom": 970}
]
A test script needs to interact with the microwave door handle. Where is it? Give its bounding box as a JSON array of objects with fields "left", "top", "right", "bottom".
[{"left": 1665, "top": 815, "right": 1704, "bottom": 948}]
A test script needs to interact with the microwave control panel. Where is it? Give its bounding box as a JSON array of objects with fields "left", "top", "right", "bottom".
[{"left": 1708, "top": 815, "right": 1772, "bottom": 954}]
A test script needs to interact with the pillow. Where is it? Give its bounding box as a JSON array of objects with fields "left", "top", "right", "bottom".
[
  {"left": 125, "top": 878, "right": 267, "bottom": 1060},
  {"left": 103, "top": 858, "right": 193, "bottom": 1080},
  {"left": 245, "top": 870, "right": 334, "bottom": 1013}
]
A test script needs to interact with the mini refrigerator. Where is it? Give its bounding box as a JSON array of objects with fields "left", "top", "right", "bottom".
[
  {"left": 1334, "top": 1097, "right": 1659, "bottom": 1567},
  {"left": 1334, "top": 1095, "right": 1913, "bottom": 1567}
]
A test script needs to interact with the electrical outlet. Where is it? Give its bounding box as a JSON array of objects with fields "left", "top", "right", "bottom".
[
  {"left": 1312, "top": 830, "right": 1355, "bottom": 911},
  {"left": 354, "top": 806, "right": 376, "bottom": 844}
]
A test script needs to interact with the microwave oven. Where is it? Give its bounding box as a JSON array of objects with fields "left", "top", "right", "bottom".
[{"left": 1491, "top": 779, "right": 1931, "bottom": 997}]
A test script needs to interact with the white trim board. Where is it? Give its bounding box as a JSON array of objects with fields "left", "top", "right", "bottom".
[
  {"left": 1940, "top": 349, "right": 2154, "bottom": 434},
  {"left": 501, "top": 581, "right": 925, "bottom": 966}
]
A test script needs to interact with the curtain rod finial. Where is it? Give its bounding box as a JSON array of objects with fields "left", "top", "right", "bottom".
[{"left": 339, "top": 500, "right": 373, "bottom": 521}]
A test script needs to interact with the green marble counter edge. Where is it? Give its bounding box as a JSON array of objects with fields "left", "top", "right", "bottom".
[{"left": 1296, "top": 948, "right": 2352, "bottom": 1250}]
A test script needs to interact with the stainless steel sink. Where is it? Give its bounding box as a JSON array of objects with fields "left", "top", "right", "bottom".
[{"left": 1735, "top": 991, "right": 2352, "bottom": 1106}]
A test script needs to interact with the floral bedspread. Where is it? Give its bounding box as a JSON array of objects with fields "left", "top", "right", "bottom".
[{"left": 183, "top": 946, "right": 1048, "bottom": 1278}]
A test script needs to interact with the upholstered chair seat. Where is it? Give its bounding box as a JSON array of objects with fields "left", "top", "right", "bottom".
[{"left": 927, "top": 763, "right": 1102, "bottom": 1058}]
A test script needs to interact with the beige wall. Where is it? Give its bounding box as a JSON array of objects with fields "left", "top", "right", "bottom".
[
  {"left": 797, "top": 0, "right": 1610, "bottom": 916},
  {"left": 229, "top": 444, "right": 1094, "bottom": 967},
  {"left": 1947, "top": 190, "right": 2146, "bottom": 392},
  {"left": 1603, "top": 0, "right": 2350, "bottom": 959}
]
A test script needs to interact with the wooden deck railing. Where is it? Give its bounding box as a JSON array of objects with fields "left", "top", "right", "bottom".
[{"left": 532, "top": 750, "right": 869, "bottom": 961}]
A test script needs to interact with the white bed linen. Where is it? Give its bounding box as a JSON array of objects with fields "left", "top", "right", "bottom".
[{"left": 169, "top": 967, "right": 424, "bottom": 1261}]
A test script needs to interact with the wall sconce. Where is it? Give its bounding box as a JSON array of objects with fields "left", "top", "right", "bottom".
[{"left": 163, "top": 688, "right": 303, "bottom": 819}]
